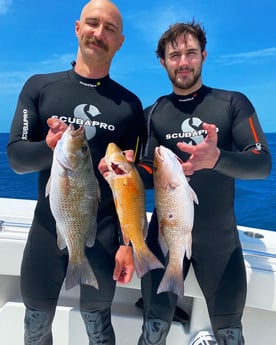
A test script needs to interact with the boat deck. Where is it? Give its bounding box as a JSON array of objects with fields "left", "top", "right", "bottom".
[{"left": 1, "top": 198, "right": 276, "bottom": 344}]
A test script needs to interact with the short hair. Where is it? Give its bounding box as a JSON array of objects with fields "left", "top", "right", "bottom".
[{"left": 156, "top": 19, "right": 207, "bottom": 59}]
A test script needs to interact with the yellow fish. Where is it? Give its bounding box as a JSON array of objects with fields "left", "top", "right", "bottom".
[
  {"left": 46, "top": 120, "right": 100, "bottom": 290},
  {"left": 104, "top": 142, "right": 163, "bottom": 278},
  {"left": 154, "top": 145, "right": 198, "bottom": 297}
]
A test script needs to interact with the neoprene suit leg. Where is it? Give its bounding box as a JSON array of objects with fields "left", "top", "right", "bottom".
[
  {"left": 137, "top": 319, "right": 170, "bottom": 345},
  {"left": 216, "top": 327, "right": 245, "bottom": 345},
  {"left": 24, "top": 308, "right": 55, "bottom": 345},
  {"left": 80, "top": 309, "right": 115, "bottom": 345}
]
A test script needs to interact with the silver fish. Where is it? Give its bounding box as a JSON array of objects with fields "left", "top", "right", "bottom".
[
  {"left": 46, "top": 122, "right": 100, "bottom": 290},
  {"left": 153, "top": 145, "right": 198, "bottom": 297}
]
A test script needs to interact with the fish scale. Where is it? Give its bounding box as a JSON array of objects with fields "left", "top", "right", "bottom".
[
  {"left": 154, "top": 145, "right": 198, "bottom": 297},
  {"left": 46, "top": 120, "right": 100, "bottom": 290},
  {"left": 104, "top": 142, "right": 164, "bottom": 278}
]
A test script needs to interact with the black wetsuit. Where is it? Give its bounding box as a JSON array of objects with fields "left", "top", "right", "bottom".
[
  {"left": 7, "top": 68, "right": 146, "bottom": 342},
  {"left": 137, "top": 85, "right": 272, "bottom": 344}
]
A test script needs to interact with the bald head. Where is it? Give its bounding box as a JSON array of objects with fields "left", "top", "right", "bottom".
[
  {"left": 74, "top": 0, "right": 125, "bottom": 77},
  {"left": 80, "top": 0, "right": 123, "bottom": 33}
]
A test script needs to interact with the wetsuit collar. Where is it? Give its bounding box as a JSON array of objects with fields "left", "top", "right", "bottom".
[
  {"left": 171, "top": 85, "right": 207, "bottom": 103},
  {"left": 69, "top": 68, "right": 110, "bottom": 88}
]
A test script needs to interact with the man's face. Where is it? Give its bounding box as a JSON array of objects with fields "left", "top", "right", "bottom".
[
  {"left": 75, "top": 1, "right": 124, "bottom": 66},
  {"left": 161, "top": 33, "right": 206, "bottom": 94}
]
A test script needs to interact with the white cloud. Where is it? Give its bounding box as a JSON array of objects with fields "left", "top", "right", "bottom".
[
  {"left": 40, "top": 53, "right": 76, "bottom": 68},
  {"left": 126, "top": 5, "right": 191, "bottom": 44},
  {"left": 0, "top": 0, "right": 12, "bottom": 15},
  {"left": 217, "top": 47, "right": 276, "bottom": 65},
  {"left": 0, "top": 53, "right": 75, "bottom": 95}
]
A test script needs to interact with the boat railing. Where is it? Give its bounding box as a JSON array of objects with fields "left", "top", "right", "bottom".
[{"left": 0, "top": 220, "right": 31, "bottom": 234}]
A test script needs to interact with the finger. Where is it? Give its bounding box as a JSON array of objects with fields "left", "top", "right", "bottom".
[
  {"left": 124, "top": 150, "right": 134, "bottom": 162},
  {"left": 203, "top": 123, "right": 218, "bottom": 141},
  {"left": 117, "top": 267, "right": 133, "bottom": 284},
  {"left": 176, "top": 142, "right": 195, "bottom": 154},
  {"left": 113, "top": 262, "right": 122, "bottom": 281}
]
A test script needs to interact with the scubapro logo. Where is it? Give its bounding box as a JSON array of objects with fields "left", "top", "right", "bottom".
[
  {"left": 165, "top": 117, "right": 207, "bottom": 145},
  {"left": 74, "top": 104, "right": 101, "bottom": 140},
  {"left": 53, "top": 104, "right": 116, "bottom": 141}
]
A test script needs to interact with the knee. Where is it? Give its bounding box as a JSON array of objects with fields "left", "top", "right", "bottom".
[
  {"left": 138, "top": 318, "right": 170, "bottom": 345},
  {"left": 24, "top": 308, "right": 55, "bottom": 345},
  {"left": 215, "top": 327, "right": 244, "bottom": 345}
]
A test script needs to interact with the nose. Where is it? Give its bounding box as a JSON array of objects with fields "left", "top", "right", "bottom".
[
  {"left": 93, "top": 24, "right": 104, "bottom": 39},
  {"left": 179, "top": 54, "right": 189, "bottom": 66}
]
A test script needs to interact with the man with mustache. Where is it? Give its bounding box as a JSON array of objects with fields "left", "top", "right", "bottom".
[{"left": 7, "top": 1, "right": 146, "bottom": 344}]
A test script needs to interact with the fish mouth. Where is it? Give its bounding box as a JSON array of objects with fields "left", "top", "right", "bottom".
[
  {"left": 155, "top": 146, "right": 165, "bottom": 162},
  {"left": 68, "top": 124, "right": 84, "bottom": 137},
  {"left": 156, "top": 146, "right": 183, "bottom": 165},
  {"left": 111, "top": 162, "right": 126, "bottom": 175}
]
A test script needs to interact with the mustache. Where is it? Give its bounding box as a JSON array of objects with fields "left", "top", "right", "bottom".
[
  {"left": 176, "top": 67, "right": 193, "bottom": 73},
  {"left": 87, "top": 37, "right": 108, "bottom": 52}
]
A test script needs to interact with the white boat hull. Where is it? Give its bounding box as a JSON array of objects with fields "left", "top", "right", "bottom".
[{"left": 1, "top": 198, "right": 276, "bottom": 344}]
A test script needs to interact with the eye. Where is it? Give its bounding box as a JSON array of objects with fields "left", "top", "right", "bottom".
[{"left": 105, "top": 24, "right": 116, "bottom": 33}]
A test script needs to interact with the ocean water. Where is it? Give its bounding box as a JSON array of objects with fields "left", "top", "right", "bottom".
[{"left": 1, "top": 133, "right": 275, "bottom": 231}]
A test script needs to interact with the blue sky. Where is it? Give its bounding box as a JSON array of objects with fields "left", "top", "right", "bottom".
[{"left": 1, "top": 0, "right": 276, "bottom": 133}]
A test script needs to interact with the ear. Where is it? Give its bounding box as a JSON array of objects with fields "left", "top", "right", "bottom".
[
  {"left": 75, "top": 20, "right": 80, "bottom": 38},
  {"left": 202, "top": 50, "right": 207, "bottom": 62},
  {"left": 117, "top": 34, "right": 125, "bottom": 51},
  {"left": 160, "top": 58, "right": 166, "bottom": 68}
]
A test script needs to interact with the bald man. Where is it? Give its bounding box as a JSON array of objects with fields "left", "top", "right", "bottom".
[{"left": 7, "top": 1, "right": 146, "bottom": 344}]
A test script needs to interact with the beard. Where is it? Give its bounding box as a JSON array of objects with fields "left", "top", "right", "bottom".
[{"left": 167, "top": 66, "right": 202, "bottom": 90}]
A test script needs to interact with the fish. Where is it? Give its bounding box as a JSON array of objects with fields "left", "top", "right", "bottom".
[
  {"left": 46, "top": 119, "right": 100, "bottom": 290},
  {"left": 104, "top": 142, "right": 164, "bottom": 278},
  {"left": 153, "top": 145, "right": 198, "bottom": 297}
]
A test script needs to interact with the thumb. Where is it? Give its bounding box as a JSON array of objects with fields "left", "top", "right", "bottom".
[{"left": 113, "top": 260, "right": 121, "bottom": 281}]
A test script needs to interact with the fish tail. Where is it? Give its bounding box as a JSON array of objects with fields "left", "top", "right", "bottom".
[
  {"left": 134, "top": 246, "right": 164, "bottom": 278},
  {"left": 65, "top": 257, "right": 99, "bottom": 290},
  {"left": 185, "top": 233, "right": 192, "bottom": 260},
  {"left": 157, "top": 265, "right": 184, "bottom": 298}
]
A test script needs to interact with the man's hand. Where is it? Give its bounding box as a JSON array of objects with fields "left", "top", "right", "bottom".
[
  {"left": 177, "top": 123, "right": 220, "bottom": 176},
  {"left": 113, "top": 245, "right": 135, "bottom": 284},
  {"left": 46, "top": 118, "right": 68, "bottom": 150}
]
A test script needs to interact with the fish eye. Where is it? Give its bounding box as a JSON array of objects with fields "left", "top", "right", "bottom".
[{"left": 81, "top": 145, "right": 88, "bottom": 153}]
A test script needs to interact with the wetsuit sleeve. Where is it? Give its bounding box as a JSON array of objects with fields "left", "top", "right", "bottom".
[
  {"left": 119, "top": 101, "right": 147, "bottom": 164},
  {"left": 117, "top": 99, "right": 147, "bottom": 246},
  {"left": 214, "top": 94, "right": 272, "bottom": 179},
  {"left": 7, "top": 76, "right": 53, "bottom": 174}
]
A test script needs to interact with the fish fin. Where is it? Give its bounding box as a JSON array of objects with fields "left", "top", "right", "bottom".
[
  {"left": 158, "top": 226, "right": 169, "bottom": 257},
  {"left": 65, "top": 257, "right": 99, "bottom": 290},
  {"left": 133, "top": 245, "right": 164, "bottom": 278},
  {"left": 122, "top": 233, "right": 130, "bottom": 246},
  {"left": 85, "top": 217, "right": 97, "bottom": 248},
  {"left": 55, "top": 147, "right": 73, "bottom": 170},
  {"left": 142, "top": 214, "right": 148, "bottom": 239},
  {"left": 185, "top": 233, "right": 192, "bottom": 260},
  {"left": 45, "top": 177, "right": 51, "bottom": 197},
  {"left": 187, "top": 183, "right": 199, "bottom": 205},
  {"left": 157, "top": 264, "right": 184, "bottom": 298},
  {"left": 56, "top": 228, "right": 67, "bottom": 250}
]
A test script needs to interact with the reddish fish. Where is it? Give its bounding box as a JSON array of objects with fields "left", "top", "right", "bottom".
[{"left": 104, "top": 142, "right": 164, "bottom": 278}]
